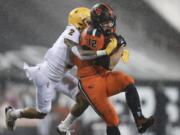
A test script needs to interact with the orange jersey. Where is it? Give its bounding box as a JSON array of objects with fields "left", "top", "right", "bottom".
[
  {"left": 74, "top": 26, "right": 109, "bottom": 78},
  {"left": 80, "top": 26, "right": 105, "bottom": 50},
  {"left": 74, "top": 26, "right": 135, "bottom": 126}
]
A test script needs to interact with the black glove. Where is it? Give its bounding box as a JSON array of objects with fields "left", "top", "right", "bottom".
[{"left": 116, "top": 34, "right": 127, "bottom": 47}]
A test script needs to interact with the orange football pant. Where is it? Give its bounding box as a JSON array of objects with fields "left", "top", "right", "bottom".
[{"left": 78, "top": 70, "right": 134, "bottom": 126}]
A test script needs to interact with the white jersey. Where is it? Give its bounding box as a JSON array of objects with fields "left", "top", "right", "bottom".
[
  {"left": 44, "top": 25, "right": 80, "bottom": 81},
  {"left": 23, "top": 25, "right": 80, "bottom": 113}
]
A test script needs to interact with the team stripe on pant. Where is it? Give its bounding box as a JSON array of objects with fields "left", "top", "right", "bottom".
[{"left": 78, "top": 80, "right": 105, "bottom": 120}]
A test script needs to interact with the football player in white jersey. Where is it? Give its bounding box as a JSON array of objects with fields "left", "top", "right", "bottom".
[{"left": 5, "top": 7, "right": 90, "bottom": 134}]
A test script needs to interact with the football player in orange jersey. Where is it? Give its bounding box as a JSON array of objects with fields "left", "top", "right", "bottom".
[{"left": 61, "top": 3, "right": 155, "bottom": 135}]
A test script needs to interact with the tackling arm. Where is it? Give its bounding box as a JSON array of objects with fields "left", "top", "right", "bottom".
[
  {"left": 64, "top": 38, "right": 98, "bottom": 60},
  {"left": 64, "top": 37, "right": 119, "bottom": 60},
  {"left": 64, "top": 33, "right": 129, "bottom": 62}
]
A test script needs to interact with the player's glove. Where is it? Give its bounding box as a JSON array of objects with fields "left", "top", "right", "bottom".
[{"left": 116, "top": 34, "right": 126, "bottom": 47}]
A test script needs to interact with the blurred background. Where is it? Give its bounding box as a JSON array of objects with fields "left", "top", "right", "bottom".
[{"left": 0, "top": 0, "right": 180, "bottom": 135}]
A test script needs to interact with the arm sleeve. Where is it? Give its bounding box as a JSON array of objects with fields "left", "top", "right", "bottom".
[
  {"left": 71, "top": 46, "right": 98, "bottom": 60},
  {"left": 105, "top": 37, "right": 118, "bottom": 55}
]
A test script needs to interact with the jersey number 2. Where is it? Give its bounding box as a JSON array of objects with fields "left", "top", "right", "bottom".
[{"left": 68, "top": 29, "right": 75, "bottom": 36}]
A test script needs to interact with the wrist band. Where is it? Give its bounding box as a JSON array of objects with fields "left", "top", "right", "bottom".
[{"left": 96, "top": 50, "right": 106, "bottom": 56}]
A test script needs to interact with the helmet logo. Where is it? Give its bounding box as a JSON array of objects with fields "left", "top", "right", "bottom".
[{"left": 95, "top": 8, "right": 102, "bottom": 15}]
